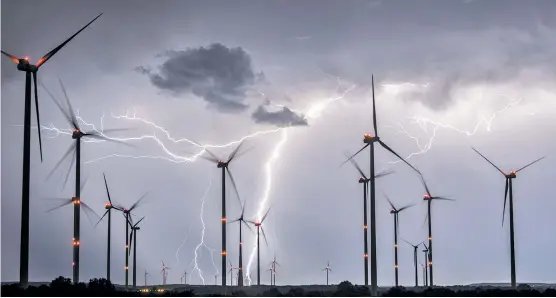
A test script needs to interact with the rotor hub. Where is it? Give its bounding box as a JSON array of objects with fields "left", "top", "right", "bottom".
[
  {"left": 506, "top": 171, "right": 517, "bottom": 179},
  {"left": 72, "top": 130, "right": 83, "bottom": 139},
  {"left": 363, "top": 134, "right": 379, "bottom": 144}
]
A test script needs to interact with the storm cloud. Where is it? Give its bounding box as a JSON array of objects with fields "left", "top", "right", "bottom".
[
  {"left": 140, "top": 43, "right": 259, "bottom": 113},
  {"left": 251, "top": 105, "right": 308, "bottom": 127}
]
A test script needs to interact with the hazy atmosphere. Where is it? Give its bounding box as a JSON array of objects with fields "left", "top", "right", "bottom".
[{"left": 2, "top": 0, "right": 556, "bottom": 287}]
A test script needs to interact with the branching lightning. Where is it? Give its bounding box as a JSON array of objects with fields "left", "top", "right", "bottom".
[
  {"left": 189, "top": 174, "right": 218, "bottom": 285},
  {"left": 387, "top": 95, "right": 524, "bottom": 163}
]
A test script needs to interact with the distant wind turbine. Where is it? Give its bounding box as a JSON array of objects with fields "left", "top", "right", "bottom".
[
  {"left": 323, "top": 261, "right": 332, "bottom": 286},
  {"left": 402, "top": 239, "right": 422, "bottom": 287},
  {"left": 247, "top": 206, "right": 271, "bottom": 285},
  {"left": 385, "top": 195, "right": 414, "bottom": 287},
  {"left": 128, "top": 215, "right": 146, "bottom": 288}
]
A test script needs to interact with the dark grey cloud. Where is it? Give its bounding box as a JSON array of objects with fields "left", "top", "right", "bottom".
[
  {"left": 251, "top": 105, "right": 308, "bottom": 127},
  {"left": 140, "top": 43, "right": 258, "bottom": 113}
]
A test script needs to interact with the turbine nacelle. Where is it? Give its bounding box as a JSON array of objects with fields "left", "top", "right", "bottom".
[
  {"left": 358, "top": 177, "right": 369, "bottom": 183},
  {"left": 216, "top": 160, "right": 227, "bottom": 168},
  {"left": 255, "top": 221, "right": 261, "bottom": 227},
  {"left": 363, "top": 133, "right": 379, "bottom": 144},
  {"left": 71, "top": 129, "right": 83, "bottom": 139},
  {"left": 104, "top": 202, "right": 111, "bottom": 209},
  {"left": 16, "top": 57, "right": 38, "bottom": 72},
  {"left": 71, "top": 196, "right": 81, "bottom": 204},
  {"left": 506, "top": 171, "right": 517, "bottom": 178},
  {"left": 423, "top": 194, "right": 431, "bottom": 200},
  {"left": 390, "top": 208, "right": 396, "bottom": 214},
  {"left": 123, "top": 208, "right": 130, "bottom": 214}
]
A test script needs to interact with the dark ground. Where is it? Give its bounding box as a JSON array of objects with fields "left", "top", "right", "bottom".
[{"left": 2, "top": 277, "right": 556, "bottom": 296}]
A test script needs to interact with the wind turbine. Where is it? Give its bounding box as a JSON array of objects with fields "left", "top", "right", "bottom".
[
  {"left": 422, "top": 243, "right": 429, "bottom": 287},
  {"left": 323, "top": 261, "right": 332, "bottom": 286},
  {"left": 421, "top": 264, "right": 426, "bottom": 287},
  {"left": 269, "top": 254, "right": 280, "bottom": 286},
  {"left": 343, "top": 75, "right": 420, "bottom": 295},
  {"left": 343, "top": 152, "right": 393, "bottom": 283},
  {"left": 144, "top": 270, "right": 150, "bottom": 286},
  {"left": 247, "top": 206, "right": 271, "bottom": 285},
  {"left": 420, "top": 175, "right": 454, "bottom": 287},
  {"left": 228, "top": 261, "right": 237, "bottom": 286},
  {"left": 267, "top": 268, "right": 274, "bottom": 286},
  {"left": 95, "top": 173, "right": 120, "bottom": 283},
  {"left": 229, "top": 200, "right": 253, "bottom": 287},
  {"left": 214, "top": 274, "right": 218, "bottom": 286},
  {"left": 471, "top": 148, "right": 545, "bottom": 288},
  {"left": 113, "top": 192, "right": 149, "bottom": 288},
  {"left": 181, "top": 271, "right": 187, "bottom": 285},
  {"left": 198, "top": 140, "right": 251, "bottom": 287},
  {"left": 385, "top": 195, "right": 414, "bottom": 287},
  {"left": 402, "top": 239, "right": 422, "bottom": 287},
  {"left": 161, "top": 261, "right": 170, "bottom": 285},
  {"left": 44, "top": 79, "right": 130, "bottom": 283},
  {"left": 0, "top": 13, "right": 102, "bottom": 286},
  {"left": 128, "top": 215, "right": 146, "bottom": 288},
  {"left": 45, "top": 177, "right": 99, "bottom": 284}
]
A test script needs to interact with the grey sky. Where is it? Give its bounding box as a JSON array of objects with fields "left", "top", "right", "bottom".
[{"left": 2, "top": 0, "right": 556, "bottom": 287}]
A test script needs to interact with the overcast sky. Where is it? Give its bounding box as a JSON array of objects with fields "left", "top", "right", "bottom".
[{"left": 2, "top": 0, "right": 556, "bottom": 287}]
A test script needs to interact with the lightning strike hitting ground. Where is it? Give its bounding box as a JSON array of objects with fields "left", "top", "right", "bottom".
[{"left": 189, "top": 175, "right": 218, "bottom": 285}]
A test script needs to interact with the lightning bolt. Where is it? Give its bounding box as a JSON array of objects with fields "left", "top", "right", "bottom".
[
  {"left": 37, "top": 72, "right": 356, "bottom": 287},
  {"left": 174, "top": 227, "right": 191, "bottom": 270},
  {"left": 189, "top": 174, "right": 218, "bottom": 285},
  {"left": 245, "top": 77, "right": 356, "bottom": 285},
  {"left": 387, "top": 94, "right": 524, "bottom": 163}
]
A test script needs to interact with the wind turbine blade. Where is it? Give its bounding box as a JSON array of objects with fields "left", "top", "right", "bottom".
[
  {"left": 398, "top": 203, "right": 415, "bottom": 212},
  {"left": 46, "top": 199, "right": 73, "bottom": 212},
  {"left": 372, "top": 75, "right": 378, "bottom": 137},
  {"left": 261, "top": 206, "right": 272, "bottom": 223},
  {"left": 95, "top": 210, "right": 109, "bottom": 228},
  {"left": 421, "top": 211, "right": 429, "bottom": 229},
  {"left": 80, "top": 174, "right": 90, "bottom": 193},
  {"left": 129, "top": 231, "right": 134, "bottom": 255},
  {"left": 36, "top": 13, "right": 103, "bottom": 67},
  {"left": 61, "top": 148, "right": 77, "bottom": 191},
  {"left": 97, "top": 127, "right": 135, "bottom": 134},
  {"left": 130, "top": 191, "right": 149, "bottom": 211},
  {"left": 242, "top": 220, "right": 256, "bottom": 235},
  {"left": 503, "top": 179, "right": 508, "bottom": 227},
  {"left": 232, "top": 145, "right": 255, "bottom": 162},
  {"left": 340, "top": 145, "right": 369, "bottom": 168},
  {"left": 228, "top": 218, "right": 240, "bottom": 224},
  {"left": 197, "top": 154, "right": 220, "bottom": 163},
  {"left": 260, "top": 226, "right": 269, "bottom": 246},
  {"left": 378, "top": 140, "right": 421, "bottom": 175},
  {"left": 241, "top": 200, "right": 246, "bottom": 217},
  {"left": 225, "top": 167, "right": 242, "bottom": 207},
  {"left": 343, "top": 151, "right": 367, "bottom": 179},
  {"left": 58, "top": 78, "right": 79, "bottom": 130},
  {"left": 82, "top": 133, "right": 136, "bottom": 148},
  {"left": 419, "top": 174, "right": 432, "bottom": 197},
  {"left": 1, "top": 50, "right": 20, "bottom": 64},
  {"left": 135, "top": 216, "right": 146, "bottom": 226},
  {"left": 516, "top": 156, "right": 545, "bottom": 173},
  {"left": 422, "top": 242, "right": 428, "bottom": 250},
  {"left": 471, "top": 147, "right": 505, "bottom": 176},
  {"left": 384, "top": 193, "right": 396, "bottom": 211},
  {"left": 375, "top": 169, "right": 394, "bottom": 179},
  {"left": 402, "top": 238, "right": 413, "bottom": 247},
  {"left": 32, "top": 72, "right": 43, "bottom": 162},
  {"left": 433, "top": 196, "right": 455, "bottom": 201},
  {"left": 227, "top": 140, "right": 245, "bottom": 163},
  {"left": 41, "top": 83, "right": 74, "bottom": 128},
  {"left": 103, "top": 173, "right": 113, "bottom": 204},
  {"left": 81, "top": 201, "right": 100, "bottom": 226},
  {"left": 46, "top": 142, "right": 76, "bottom": 181}
]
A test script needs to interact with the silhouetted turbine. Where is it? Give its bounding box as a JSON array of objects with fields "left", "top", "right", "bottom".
[
  {"left": 472, "top": 147, "right": 545, "bottom": 289},
  {"left": 247, "top": 206, "right": 271, "bottom": 285},
  {"left": 113, "top": 192, "right": 149, "bottom": 288},
  {"left": 198, "top": 140, "right": 252, "bottom": 287},
  {"left": 422, "top": 243, "right": 429, "bottom": 287},
  {"left": 343, "top": 151, "right": 393, "bottom": 285},
  {"left": 402, "top": 239, "right": 422, "bottom": 287},
  {"left": 95, "top": 173, "right": 120, "bottom": 283},
  {"left": 343, "top": 75, "right": 420, "bottom": 295},
  {"left": 45, "top": 176, "right": 99, "bottom": 284},
  {"left": 128, "top": 215, "right": 146, "bottom": 288},
  {"left": 269, "top": 254, "right": 280, "bottom": 285},
  {"left": 420, "top": 175, "right": 454, "bottom": 287},
  {"left": 45, "top": 80, "right": 130, "bottom": 284},
  {"left": 1, "top": 13, "right": 102, "bottom": 286},
  {"left": 229, "top": 200, "right": 254, "bottom": 287},
  {"left": 385, "top": 195, "right": 414, "bottom": 287}
]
